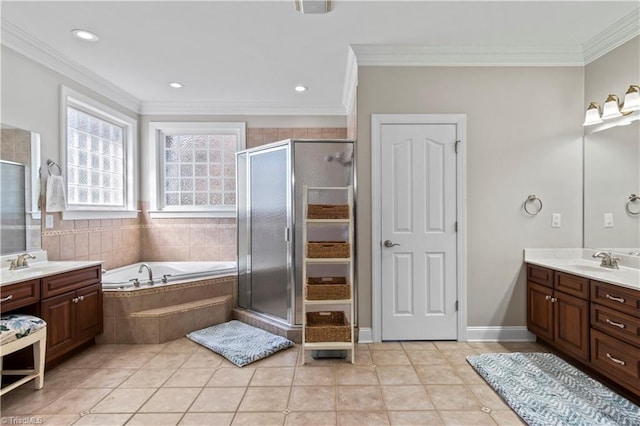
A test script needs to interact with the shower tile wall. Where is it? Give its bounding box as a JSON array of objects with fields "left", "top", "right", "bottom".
[{"left": 40, "top": 127, "right": 347, "bottom": 266}]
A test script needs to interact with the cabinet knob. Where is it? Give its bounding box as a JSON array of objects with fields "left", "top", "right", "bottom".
[
  {"left": 72, "top": 297, "right": 79, "bottom": 303},
  {"left": 550, "top": 297, "right": 557, "bottom": 303},
  {"left": 545, "top": 295, "right": 551, "bottom": 301},
  {"left": 79, "top": 295, "right": 84, "bottom": 301}
]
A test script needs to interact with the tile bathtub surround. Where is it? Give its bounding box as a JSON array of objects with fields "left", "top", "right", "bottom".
[{"left": 0, "top": 339, "right": 543, "bottom": 425}]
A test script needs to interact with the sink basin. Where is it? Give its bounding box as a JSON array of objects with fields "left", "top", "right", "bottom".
[{"left": 568, "top": 264, "right": 614, "bottom": 273}]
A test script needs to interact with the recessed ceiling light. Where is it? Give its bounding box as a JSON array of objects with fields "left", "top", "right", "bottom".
[
  {"left": 71, "top": 29, "right": 99, "bottom": 42},
  {"left": 169, "top": 82, "right": 183, "bottom": 89},
  {"left": 295, "top": 85, "right": 308, "bottom": 92}
]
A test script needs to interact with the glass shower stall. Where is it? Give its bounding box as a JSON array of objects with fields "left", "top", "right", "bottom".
[{"left": 237, "top": 139, "right": 355, "bottom": 326}]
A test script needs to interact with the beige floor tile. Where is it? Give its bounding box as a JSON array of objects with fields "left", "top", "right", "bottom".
[
  {"left": 293, "top": 366, "right": 335, "bottom": 386},
  {"left": 371, "top": 351, "right": 411, "bottom": 366},
  {"left": 433, "top": 341, "right": 472, "bottom": 351},
  {"left": 250, "top": 367, "right": 294, "bottom": 386},
  {"left": 467, "top": 342, "right": 511, "bottom": 353},
  {"left": 30, "top": 414, "right": 80, "bottom": 425},
  {"left": 285, "top": 411, "right": 337, "bottom": 426},
  {"left": 336, "top": 365, "right": 379, "bottom": 385},
  {"left": 164, "top": 368, "right": 215, "bottom": 387},
  {"left": 500, "top": 342, "right": 544, "bottom": 352},
  {"left": 181, "top": 349, "right": 224, "bottom": 368},
  {"left": 101, "top": 352, "right": 156, "bottom": 369},
  {"left": 41, "top": 368, "right": 97, "bottom": 389},
  {"left": 91, "top": 344, "right": 133, "bottom": 354},
  {"left": 468, "top": 384, "right": 510, "bottom": 410},
  {"left": 388, "top": 411, "right": 443, "bottom": 425},
  {"left": 60, "top": 352, "right": 114, "bottom": 370},
  {"left": 337, "top": 411, "right": 390, "bottom": 425},
  {"left": 426, "top": 385, "right": 481, "bottom": 411},
  {"left": 91, "top": 388, "right": 156, "bottom": 413},
  {"left": 119, "top": 368, "right": 175, "bottom": 388},
  {"left": 76, "top": 369, "right": 135, "bottom": 388},
  {"left": 490, "top": 410, "right": 526, "bottom": 426},
  {"left": 288, "top": 386, "right": 336, "bottom": 411},
  {"left": 354, "top": 350, "right": 374, "bottom": 365},
  {"left": 142, "top": 352, "right": 190, "bottom": 369},
  {"left": 237, "top": 386, "right": 290, "bottom": 412},
  {"left": 414, "top": 365, "right": 464, "bottom": 385},
  {"left": 138, "top": 387, "right": 201, "bottom": 413},
  {"left": 125, "top": 343, "right": 167, "bottom": 353},
  {"left": 381, "top": 386, "right": 434, "bottom": 410},
  {"left": 252, "top": 347, "right": 299, "bottom": 367},
  {"left": 207, "top": 367, "right": 255, "bottom": 387},
  {"left": 160, "top": 338, "right": 200, "bottom": 354},
  {"left": 406, "top": 350, "right": 449, "bottom": 366},
  {"left": 337, "top": 386, "right": 385, "bottom": 411},
  {"left": 72, "top": 413, "right": 131, "bottom": 425},
  {"left": 368, "top": 342, "right": 403, "bottom": 351},
  {"left": 189, "top": 387, "right": 245, "bottom": 412},
  {"left": 126, "top": 413, "right": 183, "bottom": 425},
  {"left": 0, "top": 387, "right": 68, "bottom": 415},
  {"left": 39, "top": 388, "right": 112, "bottom": 414},
  {"left": 400, "top": 341, "right": 437, "bottom": 351},
  {"left": 441, "top": 349, "right": 479, "bottom": 367},
  {"left": 438, "top": 410, "right": 497, "bottom": 425},
  {"left": 454, "top": 365, "right": 486, "bottom": 384},
  {"left": 232, "top": 412, "right": 285, "bottom": 425},
  {"left": 376, "top": 366, "right": 421, "bottom": 385},
  {"left": 179, "top": 412, "right": 234, "bottom": 426}
]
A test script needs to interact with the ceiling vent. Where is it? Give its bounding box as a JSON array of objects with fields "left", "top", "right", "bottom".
[{"left": 295, "top": 0, "right": 331, "bottom": 14}]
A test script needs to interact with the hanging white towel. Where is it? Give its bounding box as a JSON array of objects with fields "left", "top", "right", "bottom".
[{"left": 46, "top": 175, "right": 66, "bottom": 212}]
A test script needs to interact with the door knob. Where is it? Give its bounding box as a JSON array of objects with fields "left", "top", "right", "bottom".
[{"left": 383, "top": 240, "right": 400, "bottom": 248}]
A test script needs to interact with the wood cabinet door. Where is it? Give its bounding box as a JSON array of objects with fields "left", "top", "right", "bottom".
[
  {"left": 527, "top": 282, "right": 553, "bottom": 342},
  {"left": 41, "top": 291, "right": 76, "bottom": 361},
  {"left": 554, "top": 291, "right": 589, "bottom": 362},
  {"left": 76, "top": 283, "right": 103, "bottom": 342}
]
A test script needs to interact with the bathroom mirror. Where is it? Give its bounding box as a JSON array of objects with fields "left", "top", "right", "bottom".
[
  {"left": 0, "top": 125, "right": 42, "bottom": 255},
  {"left": 583, "top": 120, "right": 640, "bottom": 254}
]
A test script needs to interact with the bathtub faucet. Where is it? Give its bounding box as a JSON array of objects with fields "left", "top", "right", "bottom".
[{"left": 138, "top": 263, "right": 154, "bottom": 285}]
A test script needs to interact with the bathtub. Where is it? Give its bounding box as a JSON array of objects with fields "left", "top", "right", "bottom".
[{"left": 102, "top": 261, "right": 237, "bottom": 290}]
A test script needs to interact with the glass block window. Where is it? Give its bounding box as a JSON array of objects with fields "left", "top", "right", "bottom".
[
  {"left": 66, "top": 107, "right": 125, "bottom": 207},
  {"left": 162, "top": 134, "right": 237, "bottom": 208}
]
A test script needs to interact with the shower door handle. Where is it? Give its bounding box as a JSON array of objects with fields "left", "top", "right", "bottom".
[{"left": 284, "top": 227, "right": 290, "bottom": 242}]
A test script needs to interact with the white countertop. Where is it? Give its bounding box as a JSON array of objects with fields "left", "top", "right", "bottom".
[
  {"left": 0, "top": 251, "right": 103, "bottom": 287},
  {"left": 524, "top": 248, "right": 640, "bottom": 291}
]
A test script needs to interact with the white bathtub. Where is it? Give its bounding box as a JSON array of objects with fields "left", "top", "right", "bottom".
[{"left": 102, "top": 261, "right": 237, "bottom": 290}]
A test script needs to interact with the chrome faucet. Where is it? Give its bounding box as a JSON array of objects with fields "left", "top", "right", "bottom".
[
  {"left": 592, "top": 251, "right": 620, "bottom": 269},
  {"left": 138, "top": 263, "right": 154, "bottom": 285},
  {"left": 7, "top": 253, "right": 36, "bottom": 270}
]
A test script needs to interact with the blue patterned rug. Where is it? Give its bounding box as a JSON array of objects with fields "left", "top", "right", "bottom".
[
  {"left": 467, "top": 352, "right": 639, "bottom": 426},
  {"left": 187, "top": 320, "right": 294, "bottom": 367}
]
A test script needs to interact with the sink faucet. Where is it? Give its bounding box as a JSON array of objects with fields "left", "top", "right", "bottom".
[
  {"left": 7, "top": 253, "right": 36, "bottom": 270},
  {"left": 138, "top": 263, "right": 154, "bottom": 285},
  {"left": 592, "top": 251, "right": 620, "bottom": 269}
]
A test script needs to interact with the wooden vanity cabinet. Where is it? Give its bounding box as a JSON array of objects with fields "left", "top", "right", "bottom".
[{"left": 526, "top": 265, "right": 590, "bottom": 362}]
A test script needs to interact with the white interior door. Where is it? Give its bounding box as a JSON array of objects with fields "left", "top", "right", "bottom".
[{"left": 380, "top": 123, "right": 458, "bottom": 340}]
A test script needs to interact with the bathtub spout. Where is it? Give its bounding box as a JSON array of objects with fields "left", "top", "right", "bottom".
[{"left": 138, "top": 263, "right": 154, "bottom": 285}]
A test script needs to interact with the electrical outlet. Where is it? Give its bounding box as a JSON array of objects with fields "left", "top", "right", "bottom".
[
  {"left": 46, "top": 214, "right": 54, "bottom": 229},
  {"left": 552, "top": 213, "right": 561, "bottom": 228},
  {"left": 604, "top": 213, "right": 614, "bottom": 228}
]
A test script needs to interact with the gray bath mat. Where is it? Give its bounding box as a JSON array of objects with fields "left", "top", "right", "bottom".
[{"left": 187, "top": 320, "right": 294, "bottom": 367}]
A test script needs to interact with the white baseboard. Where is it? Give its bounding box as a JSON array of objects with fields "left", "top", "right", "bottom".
[
  {"left": 466, "top": 326, "right": 535, "bottom": 342},
  {"left": 358, "top": 327, "right": 373, "bottom": 343}
]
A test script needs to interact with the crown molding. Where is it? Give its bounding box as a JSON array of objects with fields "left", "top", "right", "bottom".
[
  {"left": 351, "top": 44, "right": 586, "bottom": 67},
  {"left": 1, "top": 19, "right": 142, "bottom": 114},
  {"left": 342, "top": 46, "right": 358, "bottom": 115},
  {"left": 140, "top": 101, "right": 345, "bottom": 116},
  {"left": 583, "top": 7, "right": 640, "bottom": 65}
]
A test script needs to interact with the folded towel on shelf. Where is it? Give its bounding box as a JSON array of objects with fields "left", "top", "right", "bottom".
[{"left": 46, "top": 175, "right": 66, "bottom": 212}]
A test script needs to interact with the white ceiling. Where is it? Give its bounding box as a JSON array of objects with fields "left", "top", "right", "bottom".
[{"left": 2, "top": 1, "right": 639, "bottom": 115}]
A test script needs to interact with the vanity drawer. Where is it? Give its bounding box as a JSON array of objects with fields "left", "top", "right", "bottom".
[
  {"left": 0, "top": 279, "right": 40, "bottom": 312},
  {"left": 591, "top": 329, "right": 640, "bottom": 393},
  {"left": 591, "top": 281, "right": 640, "bottom": 318},
  {"left": 554, "top": 272, "right": 589, "bottom": 300},
  {"left": 527, "top": 264, "right": 553, "bottom": 288},
  {"left": 42, "top": 266, "right": 101, "bottom": 298},
  {"left": 591, "top": 304, "right": 640, "bottom": 347}
]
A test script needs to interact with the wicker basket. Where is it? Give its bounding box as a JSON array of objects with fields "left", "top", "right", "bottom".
[
  {"left": 306, "top": 277, "right": 350, "bottom": 300},
  {"left": 305, "top": 311, "right": 351, "bottom": 342},
  {"left": 307, "top": 241, "right": 350, "bottom": 258},
  {"left": 308, "top": 204, "right": 349, "bottom": 219}
]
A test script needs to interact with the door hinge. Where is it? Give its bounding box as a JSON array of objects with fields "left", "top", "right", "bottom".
[
  {"left": 454, "top": 140, "right": 461, "bottom": 153},
  {"left": 454, "top": 222, "right": 458, "bottom": 232},
  {"left": 455, "top": 300, "right": 459, "bottom": 311}
]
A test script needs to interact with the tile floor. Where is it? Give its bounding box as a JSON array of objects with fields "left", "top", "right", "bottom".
[{"left": 0, "top": 340, "right": 545, "bottom": 425}]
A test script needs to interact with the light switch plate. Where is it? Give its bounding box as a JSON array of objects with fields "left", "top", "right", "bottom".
[
  {"left": 552, "top": 213, "right": 561, "bottom": 228},
  {"left": 46, "top": 214, "right": 54, "bottom": 229},
  {"left": 604, "top": 213, "right": 614, "bottom": 228}
]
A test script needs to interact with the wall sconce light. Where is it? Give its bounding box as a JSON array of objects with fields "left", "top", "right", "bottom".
[{"left": 584, "top": 85, "right": 640, "bottom": 131}]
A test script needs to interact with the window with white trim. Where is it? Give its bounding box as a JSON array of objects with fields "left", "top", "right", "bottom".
[
  {"left": 149, "top": 122, "right": 245, "bottom": 218},
  {"left": 61, "top": 86, "right": 138, "bottom": 220}
]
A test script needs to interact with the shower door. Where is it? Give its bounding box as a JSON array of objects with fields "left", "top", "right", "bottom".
[{"left": 247, "top": 145, "right": 291, "bottom": 321}]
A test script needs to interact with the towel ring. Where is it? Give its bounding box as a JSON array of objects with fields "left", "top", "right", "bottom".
[
  {"left": 626, "top": 194, "right": 640, "bottom": 216},
  {"left": 47, "top": 160, "right": 62, "bottom": 177},
  {"left": 524, "top": 194, "right": 543, "bottom": 216}
]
